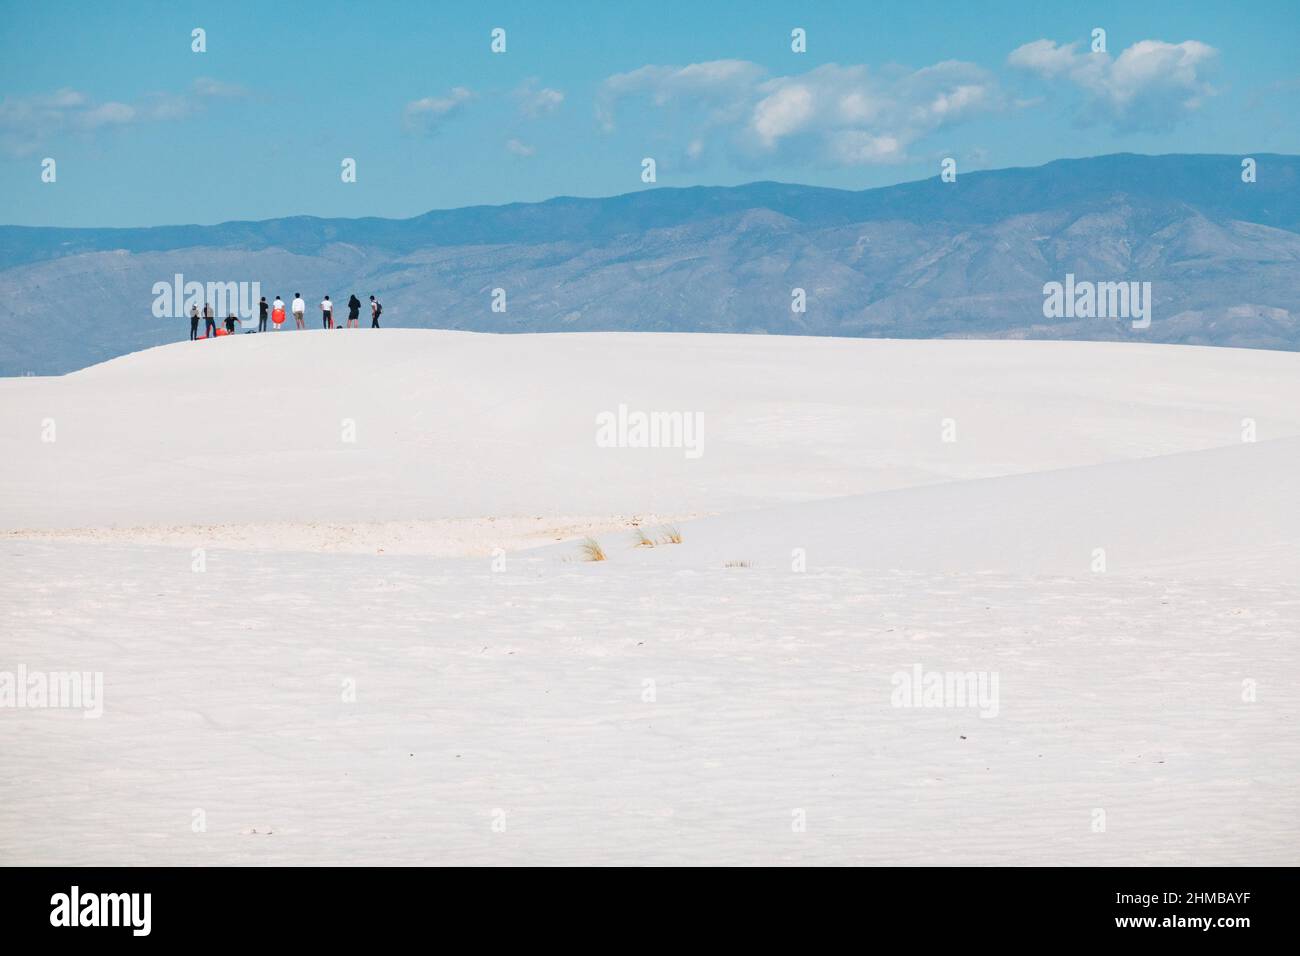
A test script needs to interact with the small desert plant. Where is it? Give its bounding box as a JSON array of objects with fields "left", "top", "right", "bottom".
[
  {"left": 579, "top": 537, "right": 607, "bottom": 562},
  {"left": 723, "top": 560, "right": 752, "bottom": 568},
  {"left": 632, "top": 528, "right": 656, "bottom": 548},
  {"left": 660, "top": 525, "right": 683, "bottom": 545}
]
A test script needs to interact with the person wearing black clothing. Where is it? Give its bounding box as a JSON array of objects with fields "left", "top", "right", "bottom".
[
  {"left": 225, "top": 313, "right": 237, "bottom": 334},
  {"left": 370, "top": 295, "right": 382, "bottom": 328},
  {"left": 347, "top": 294, "right": 361, "bottom": 328},
  {"left": 202, "top": 302, "right": 216, "bottom": 338},
  {"left": 189, "top": 304, "right": 200, "bottom": 340},
  {"left": 258, "top": 296, "right": 269, "bottom": 332}
]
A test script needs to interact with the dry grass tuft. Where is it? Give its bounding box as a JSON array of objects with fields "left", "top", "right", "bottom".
[
  {"left": 579, "top": 537, "right": 607, "bottom": 562},
  {"left": 632, "top": 529, "right": 656, "bottom": 548},
  {"left": 660, "top": 525, "right": 683, "bottom": 545}
]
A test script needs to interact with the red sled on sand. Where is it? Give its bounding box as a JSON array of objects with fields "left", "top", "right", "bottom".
[{"left": 199, "top": 318, "right": 245, "bottom": 339}]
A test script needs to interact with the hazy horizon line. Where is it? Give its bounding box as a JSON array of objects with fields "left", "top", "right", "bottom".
[{"left": 6, "top": 150, "right": 1290, "bottom": 233}]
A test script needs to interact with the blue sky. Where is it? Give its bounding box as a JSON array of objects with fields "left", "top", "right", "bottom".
[{"left": 1, "top": 0, "right": 1297, "bottom": 227}]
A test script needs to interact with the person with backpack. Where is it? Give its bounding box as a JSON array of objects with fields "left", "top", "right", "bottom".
[
  {"left": 202, "top": 302, "right": 216, "bottom": 339},
  {"left": 189, "top": 303, "right": 200, "bottom": 340},
  {"left": 370, "top": 295, "right": 382, "bottom": 328},
  {"left": 321, "top": 295, "right": 333, "bottom": 329},
  {"left": 258, "top": 296, "right": 269, "bottom": 332},
  {"left": 347, "top": 294, "right": 361, "bottom": 328},
  {"left": 291, "top": 293, "right": 306, "bottom": 330}
]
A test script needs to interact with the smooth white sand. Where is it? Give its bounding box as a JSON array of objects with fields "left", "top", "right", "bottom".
[{"left": 1, "top": 331, "right": 1296, "bottom": 864}]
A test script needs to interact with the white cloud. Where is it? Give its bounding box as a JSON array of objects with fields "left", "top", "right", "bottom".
[
  {"left": 404, "top": 87, "right": 475, "bottom": 134},
  {"left": 751, "top": 84, "right": 815, "bottom": 146},
  {"left": 596, "top": 58, "right": 1001, "bottom": 167},
  {"left": 825, "top": 130, "right": 904, "bottom": 164},
  {"left": 43, "top": 90, "right": 86, "bottom": 110},
  {"left": 191, "top": 77, "right": 249, "bottom": 99},
  {"left": 77, "top": 102, "right": 137, "bottom": 129},
  {"left": 1007, "top": 39, "right": 1081, "bottom": 79},
  {"left": 514, "top": 79, "right": 564, "bottom": 118},
  {"left": 505, "top": 138, "right": 536, "bottom": 157},
  {"left": 1008, "top": 38, "right": 1218, "bottom": 130},
  {"left": 0, "top": 79, "right": 248, "bottom": 156},
  {"left": 596, "top": 59, "right": 765, "bottom": 132}
]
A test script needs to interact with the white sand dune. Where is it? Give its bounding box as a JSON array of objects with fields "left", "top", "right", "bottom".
[
  {"left": 3, "top": 330, "right": 1299, "bottom": 532},
  {"left": 602, "top": 436, "right": 1300, "bottom": 581},
  {"left": 1, "top": 331, "right": 1297, "bottom": 865}
]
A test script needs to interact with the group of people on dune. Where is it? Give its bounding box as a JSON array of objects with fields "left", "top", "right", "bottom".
[{"left": 188, "top": 293, "right": 383, "bottom": 339}]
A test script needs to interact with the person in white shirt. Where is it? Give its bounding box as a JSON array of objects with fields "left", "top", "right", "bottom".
[
  {"left": 321, "top": 295, "right": 333, "bottom": 329},
  {"left": 272, "top": 296, "right": 286, "bottom": 331},
  {"left": 291, "top": 293, "right": 306, "bottom": 330}
]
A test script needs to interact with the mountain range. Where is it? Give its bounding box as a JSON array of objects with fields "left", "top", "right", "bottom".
[{"left": 2, "top": 152, "right": 1297, "bottom": 375}]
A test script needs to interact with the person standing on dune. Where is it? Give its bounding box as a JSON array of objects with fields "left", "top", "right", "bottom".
[
  {"left": 258, "top": 296, "right": 269, "bottom": 333},
  {"left": 347, "top": 293, "right": 361, "bottom": 328},
  {"left": 189, "top": 303, "right": 200, "bottom": 340},
  {"left": 321, "top": 295, "right": 333, "bottom": 329},
  {"left": 202, "top": 302, "right": 216, "bottom": 339},
  {"left": 370, "top": 295, "right": 382, "bottom": 328},
  {"left": 292, "top": 293, "right": 305, "bottom": 330}
]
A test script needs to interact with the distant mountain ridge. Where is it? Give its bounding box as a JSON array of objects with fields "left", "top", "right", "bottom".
[{"left": 2, "top": 153, "right": 1298, "bottom": 374}]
